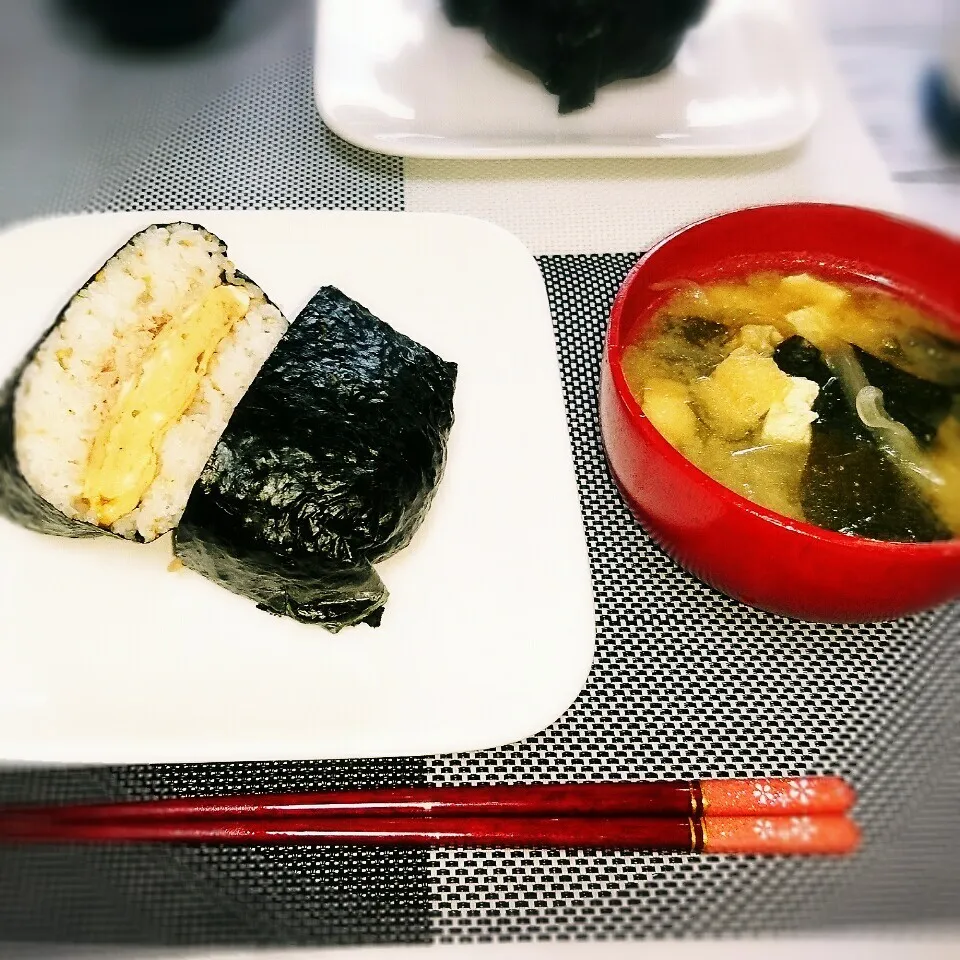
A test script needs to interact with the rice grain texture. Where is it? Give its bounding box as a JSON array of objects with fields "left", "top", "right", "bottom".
[{"left": 10, "top": 222, "right": 287, "bottom": 540}]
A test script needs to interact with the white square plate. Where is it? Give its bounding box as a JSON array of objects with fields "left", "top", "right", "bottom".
[
  {"left": 314, "top": 0, "right": 820, "bottom": 159},
  {"left": 0, "top": 211, "right": 595, "bottom": 764}
]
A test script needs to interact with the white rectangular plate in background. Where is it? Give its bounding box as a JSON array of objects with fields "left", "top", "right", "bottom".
[
  {"left": 0, "top": 211, "right": 595, "bottom": 764},
  {"left": 315, "top": 0, "right": 820, "bottom": 159}
]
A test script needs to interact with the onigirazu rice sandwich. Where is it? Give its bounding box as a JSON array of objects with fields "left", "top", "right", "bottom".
[{"left": 0, "top": 222, "right": 287, "bottom": 541}]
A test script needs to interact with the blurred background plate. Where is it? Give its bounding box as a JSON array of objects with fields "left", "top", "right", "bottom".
[
  {"left": 314, "top": 0, "right": 820, "bottom": 159},
  {"left": 0, "top": 210, "right": 595, "bottom": 764}
]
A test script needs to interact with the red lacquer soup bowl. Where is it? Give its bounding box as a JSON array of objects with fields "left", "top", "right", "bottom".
[{"left": 599, "top": 203, "right": 960, "bottom": 623}]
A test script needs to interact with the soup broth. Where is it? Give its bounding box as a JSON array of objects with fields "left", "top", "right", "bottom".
[{"left": 622, "top": 272, "right": 960, "bottom": 542}]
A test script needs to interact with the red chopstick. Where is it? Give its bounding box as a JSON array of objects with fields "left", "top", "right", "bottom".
[
  {"left": 0, "top": 813, "right": 860, "bottom": 855},
  {"left": 0, "top": 777, "right": 855, "bottom": 824}
]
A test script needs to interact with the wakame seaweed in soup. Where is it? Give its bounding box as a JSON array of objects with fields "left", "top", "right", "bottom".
[{"left": 621, "top": 271, "right": 960, "bottom": 543}]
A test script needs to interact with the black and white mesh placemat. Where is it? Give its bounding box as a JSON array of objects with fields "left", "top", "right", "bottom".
[
  {"left": 0, "top": 3, "right": 402, "bottom": 227},
  {"left": 0, "top": 760, "right": 431, "bottom": 946},
  {"left": 88, "top": 49, "right": 403, "bottom": 215}
]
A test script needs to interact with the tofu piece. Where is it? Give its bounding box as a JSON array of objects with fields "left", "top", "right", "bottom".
[
  {"left": 700, "top": 283, "right": 771, "bottom": 318},
  {"left": 761, "top": 376, "right": 820, "bottom": 445},
  {"left": 780, "top": 273, "right": 849, "bottom": 310},
  {"left": 691, "top": 347, "right": 792, "bottom": 440},
  {"left": 642, "top": 378, "right": 699, "bottom": 451},
  {"left": 733, "top": 324, "right": 784, "bottom": 356},
  {"left": 785, "top": 306, "right": 838, "bottom": 350}
]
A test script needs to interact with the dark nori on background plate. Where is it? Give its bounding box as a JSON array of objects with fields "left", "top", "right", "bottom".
[
  {"left": 174, "top": 286, "right": 458, "bottom": 632},
  {"left": 442, "top": 0, "right": 491, "bottom": 28},
  {"left": 442, "top": 0, "right": 709, "bottom": 113}
]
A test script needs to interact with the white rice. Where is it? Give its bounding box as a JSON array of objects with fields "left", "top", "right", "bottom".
[{"left": 13, "top": 222, "right": 288, "bottom": 541}]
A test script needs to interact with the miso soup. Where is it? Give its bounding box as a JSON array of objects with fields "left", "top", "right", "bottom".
[{"left": 621, "top": 272, "right": 960, "bottom": 542}]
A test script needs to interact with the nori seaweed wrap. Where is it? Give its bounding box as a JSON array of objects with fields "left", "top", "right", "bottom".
[
  {"left": 442, "top": 0, "right": 709, "bottom": 113},
  {"left": 174, "top": 286, "right": 458, "bottom": 632}
]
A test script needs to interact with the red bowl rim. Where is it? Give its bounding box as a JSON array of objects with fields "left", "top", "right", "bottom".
[{"left": 605, "top": 201, "right": 960, "bottom": 558}]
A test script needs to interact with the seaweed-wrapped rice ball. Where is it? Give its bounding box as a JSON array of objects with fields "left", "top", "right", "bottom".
[
  {"left": 174, "top": 286, "right": 458, "bottom": 632},
  {"left": 0, "top": 223, "right": 287, "bottom": 541}
]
